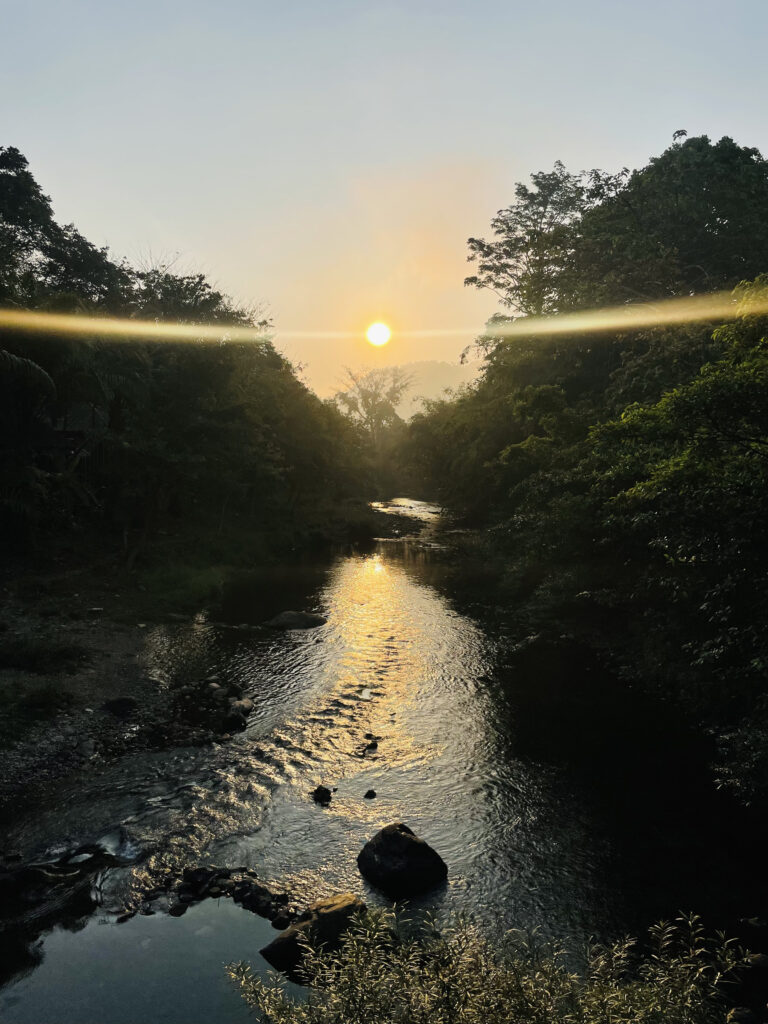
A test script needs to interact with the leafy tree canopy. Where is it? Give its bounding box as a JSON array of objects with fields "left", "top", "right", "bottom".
[
  {"left": 0, "top": 148, "right": 372, "bottom": 558},
  {"left": 466, "top": 136, "right": 768, "bottom": 315}
]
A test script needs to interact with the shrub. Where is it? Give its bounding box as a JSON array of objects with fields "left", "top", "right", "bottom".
[{"left": 228, "top": 911, "right": 748, "bottom": 1024}]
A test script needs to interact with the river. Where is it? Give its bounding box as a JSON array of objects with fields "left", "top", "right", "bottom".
[{"left": 0, "top": 500, "right": 759, "bottom": 1023}]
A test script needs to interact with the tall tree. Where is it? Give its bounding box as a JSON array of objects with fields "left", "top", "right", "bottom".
[
  {"left": 465, "top": 161, "right": 588, "bottom": 315},
  {"left": 465, "top": 137, "right": 768, "bottom": 318},
  {"left": 334, "top": 367, "right": 412, "bottom": 450},
  {"left": 0, "top": 146, "right": 130, "bottom": 308},
  {"left": 573, "top": 136, "right": 768, "bottom": 306}
]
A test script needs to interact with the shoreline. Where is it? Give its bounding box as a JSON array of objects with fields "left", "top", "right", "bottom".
[{"left": 0, "top": 500, "right": 419, "bottom": 825}]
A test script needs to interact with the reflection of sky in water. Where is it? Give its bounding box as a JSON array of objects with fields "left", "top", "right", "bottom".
[{"left": 0, "top": 900, "right": 271, "bottom": 1024}]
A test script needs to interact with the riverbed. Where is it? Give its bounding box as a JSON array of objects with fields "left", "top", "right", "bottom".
[{"left": 0, "top": 500, "right": 761, "bottom": 1023}]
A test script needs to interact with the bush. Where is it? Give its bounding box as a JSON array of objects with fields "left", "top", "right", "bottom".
[{"left": 228, "top": 911, "right": 748, "bottom": 1024}]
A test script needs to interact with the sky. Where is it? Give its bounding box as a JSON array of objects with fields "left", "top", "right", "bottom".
[{"left": 3, "top": 0, "right": 768, "bottom": 395}]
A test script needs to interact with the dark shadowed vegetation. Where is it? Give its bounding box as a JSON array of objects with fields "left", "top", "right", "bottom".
[
  {"left": 404, "top": 135, "right": 768, "bottom": 801},
  {"left": 0, "top": 145, "right": 379, "bottom": 601}
]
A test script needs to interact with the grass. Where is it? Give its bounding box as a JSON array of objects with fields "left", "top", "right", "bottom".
[
  {"left": 229, "top": 911, "right": 750, "bottom": 1024},
  {"left": 136, "top": 561, "right": 225, "bottom": 614}
]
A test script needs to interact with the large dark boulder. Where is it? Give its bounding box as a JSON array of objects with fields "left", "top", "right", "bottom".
[
  {"left": 265, "top": 610, "right": 327, "bottom": 630},
  {"left": 357, "top": 823, "right": 447, "bottom": 898},
  {"left": 260, "top": 893, "right": 365, "bottom": 976}
]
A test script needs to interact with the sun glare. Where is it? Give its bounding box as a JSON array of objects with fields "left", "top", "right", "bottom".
[
  {"left": 3, "top": 288, "right": 768, "bottom": 349},
  {"left": 366, "top": 322, "right": 391, "bottom": 346}
]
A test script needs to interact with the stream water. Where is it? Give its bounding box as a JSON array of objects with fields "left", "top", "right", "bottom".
[{"left": 0, "top": 500, "right": 760, "bottom": 1023}]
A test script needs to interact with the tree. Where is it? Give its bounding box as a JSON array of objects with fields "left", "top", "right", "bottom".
[
  {"left": 334, "top": 367, "right": 412, "bottom": 450},
  {"left": 0, "top": 146, "right": 130, "bottom": 308},
  {"left": 465, "top": 161, "right": 589, "bottom": 315},
  {"left": 572, "top": 136, "right": 768, "bottom": 306},
  {"left": 333, "top": 367, "right": 412, "bottom": 495},
  {"left": 465, "top": 137, "right": 768, "bottom": 318}
]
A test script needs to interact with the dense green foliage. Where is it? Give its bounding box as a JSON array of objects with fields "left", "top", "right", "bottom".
[
  {"left": 407, "top": 136, "right": 768, "bottom": 800},
  {"left": 0, "top": 146, "right": 372, "bottom": 576},
  {"left": 466, "top": 136, "right": 768, "bottom": 314},
  {"left": 230, "top": 911, "right": 748, "bottom": 1023}
]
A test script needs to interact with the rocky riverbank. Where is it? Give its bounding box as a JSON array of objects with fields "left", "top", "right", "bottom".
[{"left": 0, "top": 502, "right": 425, "bottom": 824}]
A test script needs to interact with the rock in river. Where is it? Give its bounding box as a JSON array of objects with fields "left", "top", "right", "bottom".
[
  {"left": 265, "top": 610, "right": 327, "bottom": 630},
  {"left": 229, "top": 697, "right": 254, "bottom": 715},
  {"left": 260, "top": 893, "right": 365, "bottom": 975},
  {"left": 312, "top": 785, "right": 332, "bottom": 805},
  {"left": 357, "top": 823, "right": 447, "bottom": 899}
]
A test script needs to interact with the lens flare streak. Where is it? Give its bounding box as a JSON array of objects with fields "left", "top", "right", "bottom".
[{"left": 1, "top": 288, "right": 767, "bottom": 346}]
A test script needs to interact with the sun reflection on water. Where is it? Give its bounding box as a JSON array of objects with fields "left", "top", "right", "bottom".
[{"left": 103, "top": 517, "right": 612, "bottom": 938}]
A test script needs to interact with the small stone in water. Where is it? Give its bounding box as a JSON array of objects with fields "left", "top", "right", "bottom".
[
  {"left": 67, "top": 852, "right": 94, "bottom": 864},
  {"left": 364, "top": 790, "right": 377, "bottom": 799}
]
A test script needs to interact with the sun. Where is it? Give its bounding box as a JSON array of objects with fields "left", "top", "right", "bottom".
[{"left": 366, "top": 322, "right": 391, "bottom": 346}]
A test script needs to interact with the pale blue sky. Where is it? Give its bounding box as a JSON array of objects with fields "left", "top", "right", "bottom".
[{"left": 2, "top": 0, "right": 767, "bottom": 392}]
